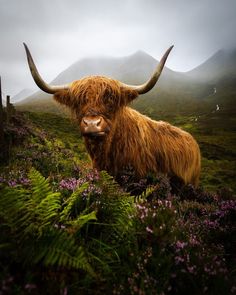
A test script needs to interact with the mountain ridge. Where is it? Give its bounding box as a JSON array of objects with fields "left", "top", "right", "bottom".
[
  {"left": 185, "top": 48, "right": 236, "bottom": 82},
  {"left": 17, "top": 48, "right": 236, "bottom": 113}
]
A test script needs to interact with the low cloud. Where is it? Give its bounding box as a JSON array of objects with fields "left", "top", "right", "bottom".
[{"left": 0, "top": 0, "right": 235, "bottom": 95}]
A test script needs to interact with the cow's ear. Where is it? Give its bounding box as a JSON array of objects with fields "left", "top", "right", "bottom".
[
  {"left": 54, "top": 89, "right": 71, "bottom": 107},
  {"left": 120, "top": 86, "right": 139, "bottom": 105}
]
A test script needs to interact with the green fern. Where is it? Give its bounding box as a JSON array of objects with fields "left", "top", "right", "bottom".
[
  {"left": 60, "top": 182, "right": 89, "bottom": 220},
  {"left": 0, "top": 168, "right": 95, "bottom": 276},
  {"left": 0, "top": 168, "right": 61, "bottom": 236},
  {"left": 95, "top": 171, "right": 135, "bottom": 239},
  {"left": 29, "top": 168, "right": 54, "bottom": 201},
  {"left": 135, "top": 185, "right": 156, "bottom": 202},
  {"left": 23, "top": 228, "right": 95, "bottom": 275}
]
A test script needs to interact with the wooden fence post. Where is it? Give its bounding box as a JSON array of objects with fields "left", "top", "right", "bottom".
[
  {"left": 6, "top": 95, "right": 11, "bottom": 124},
  {"left": 0, "top": 76, "right": 4, "bottom": 144}
]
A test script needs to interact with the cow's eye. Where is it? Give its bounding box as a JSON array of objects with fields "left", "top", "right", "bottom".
[
  {"left": 106, "top": 101, "right": 114, "bottom": 112},
  {"left": 81, "top": 96, "right": 89, "bottom": 104}
]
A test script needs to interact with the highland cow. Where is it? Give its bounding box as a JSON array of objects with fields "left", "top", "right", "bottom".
[{"left": 24, "top": 43, "right": 201, "bottom": 186}]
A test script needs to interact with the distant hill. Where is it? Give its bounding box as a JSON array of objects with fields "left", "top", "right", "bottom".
[
  {"left": 12, "top": 88, "right": 35, "bottom": 103},
  {"left": 17, "top": 48, "right": 236, "bottom": 115},
  {"left": 183, "top": 48, "right": 236, "bottom": 110},
  {"left": 52, "top": 50, "right": 183, "bottom": 86},
  {"left": 185, "top": 48, "right": 236, "bottom": 83}
]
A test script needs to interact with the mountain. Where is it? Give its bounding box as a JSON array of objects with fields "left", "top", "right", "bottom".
[
  {"left": 185, "top": 48, "right": 236, "bottom": 83},
  {"left": 50, "top": 50, "right": 179, "bottom": 85},
  {"left": 17, "top": 48, "right": 236, "bottom": 114},
  {"left": 17, "top": 51, "right": 205, "bottom": 109},
  {"left": 184, "top": 48, "right": 236, "bottom": 109},
  {"left": 12, "top": 88, "right": 35, "bottom": 103}
]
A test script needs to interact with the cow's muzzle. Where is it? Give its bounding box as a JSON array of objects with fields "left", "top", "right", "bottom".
[{"left": 80, "top": 116, "right": 109, "bottom": 137}]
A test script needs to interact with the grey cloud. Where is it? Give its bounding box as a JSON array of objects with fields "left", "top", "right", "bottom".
[{"left": 0, "top": 0, "right": 236, "bottom": 96}]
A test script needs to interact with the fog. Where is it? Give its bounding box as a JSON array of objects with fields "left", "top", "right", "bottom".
[{"left": 0, "top": 0, "right": 236, "bottom": 96}]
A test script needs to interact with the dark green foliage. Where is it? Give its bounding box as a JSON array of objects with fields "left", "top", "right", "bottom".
[
  {"left": 0, "top": 168, "right": 95, "bottom": 276},
  {"left": 0, "top": 167, "right": 137, "bottom": 294},
  {"left": 0, "top": 111, "right": 235, "bottom": 294}
]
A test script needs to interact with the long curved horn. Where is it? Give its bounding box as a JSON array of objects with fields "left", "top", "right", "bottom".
[
  {"left": 122, "top": 45, "right": 174, "bottom": 94},
  {"left": 23, "top": 43, "right": 70, "bottom": 94}
]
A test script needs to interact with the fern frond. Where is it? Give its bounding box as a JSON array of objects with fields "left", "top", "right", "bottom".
[
  {"left": 29, "top": 167, "right": 52, "bottom": 201},
  {"left": 0, "top": 169, "right": 62, "bottom": 236},
  {"left": 0, "top": 187, "right": 30, "bottom": 232},
  {"left": 60, "top": 182, "right": 89, "bottom": 221},
  {"left": 66, "top": 211, "right": 97, "bottom": 230},
  {"left": 0, "top": 169, "right": 96, "bottom": 276},
  {"left": 135, "top": 186, "right": 155, "bottom": 202},
  {"left": 27, "top": 228, "right": 95, "bottom": 276},
  {"left": 95, "top": 171, "right": 135, "bottom": 239}
]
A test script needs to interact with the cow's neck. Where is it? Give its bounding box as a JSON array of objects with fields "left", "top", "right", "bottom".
[
  {"left": 84, "top": 134, "right": 112, "bottom": 171},
  {"left": 84, "top": 106, "right": 147, "bottom": 176}
]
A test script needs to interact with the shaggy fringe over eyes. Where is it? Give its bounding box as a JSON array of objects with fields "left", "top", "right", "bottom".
[{"left": 54, "top": 76, "right": 138, "bottom": 116}]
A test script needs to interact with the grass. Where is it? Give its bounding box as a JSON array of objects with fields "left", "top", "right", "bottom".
[{"left": 24, "top": 111, "right": 90, "bottom": 162}]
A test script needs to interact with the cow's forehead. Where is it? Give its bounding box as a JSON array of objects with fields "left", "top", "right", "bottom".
[
  {"left": 65, "top": 75, "right": 138, "bottom": 112},
  {"left": 71, "top": 76, "right": 120, "bottom": 90},
  {"left": 70, "top": 76, "right": 122, "bottom": 102}
]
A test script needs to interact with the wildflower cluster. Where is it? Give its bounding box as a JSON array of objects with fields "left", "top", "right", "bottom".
[
  {"left": 0, "top": 170, "right": 30, "bottom": 187},
  {"left": 58, "top": 169, "right": 102, "bottom": 198},
  {"left": 126, "top": 247, "right": 158, "bottom": 295},
  {"left": 167, "top": 189, "right": 236, "bottom": 294},
  {"left": 134, "top": 198, "right": 176, "bottom": 241}
]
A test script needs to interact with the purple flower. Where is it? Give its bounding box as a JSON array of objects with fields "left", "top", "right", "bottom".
[
  {"left": 24, "top": 283, "right": 37, "bottom": 290},
  {"left": 187, "top": 265, "right": 196, "bottom": 274},
  {"left": 189, "top": 235, "right": 200, "bottom": 246},
  {"left": 8, "top": 180, "right": 17, "bottom": 187},
  {"left": 85, "top": 169, "right": 100, "bottom": 182},
  {"left": 19, "top": 178, "right": 30, "bottom": 186},
  {"left": 146, "top": 226, "right": 153, "bottom": 234},
  {"left": 203, "top": 219, "right": 219, "bottom": 229},
  {"left": 0, "top": 177, "right": 5, "bottom": 182},
  {"left": 175, "top": 256, "right": 185, "bottom": 264},
  {"left": 81, "top": 184, "right": 102, "bottom": 197},
  {"left": 176, "top": 241, "right": 187, "bottom": 249},
  {"left": 59, "top": 178, "right": 80, "bottom": 191}
]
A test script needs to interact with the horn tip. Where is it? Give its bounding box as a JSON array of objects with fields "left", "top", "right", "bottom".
[
  {"left": 23, "top": 42, "right": 27, "bottom": 48},
  {"left": 23, "top": 43, "right": 29, "bottom": 53}
]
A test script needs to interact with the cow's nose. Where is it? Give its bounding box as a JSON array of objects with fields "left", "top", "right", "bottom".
[
  {"left": 81, "top": 116, "right": 108, "bottom": 137},
  {"left": 83, "top": 118, "right": 101, "bottom": 126}
]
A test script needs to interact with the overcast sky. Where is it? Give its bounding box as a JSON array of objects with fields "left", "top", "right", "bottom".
[{"left": 0, "top": 0, "right": 236, "bottom": 96}]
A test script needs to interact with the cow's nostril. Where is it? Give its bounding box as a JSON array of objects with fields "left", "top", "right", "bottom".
[
  {"left": 96, "top": 118, "right": 101, "bottom": 126},
  {"left": 83, "top": 118, "right": 89, "bottom": 125}
]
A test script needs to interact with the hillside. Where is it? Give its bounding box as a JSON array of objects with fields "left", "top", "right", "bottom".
[
  {"left": 186, "top": 48, "right": 236, "bottom": 83},
  {"left": 12, "top": 88, "right": 35, "bottom": 103},
  {"left": 184, "top": 48, "right": 236, "bottom": 107},
  {"left": 0, "top": 111, "right": 235, "bottom": 294}
]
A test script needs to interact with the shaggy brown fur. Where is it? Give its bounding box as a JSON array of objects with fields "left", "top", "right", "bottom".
[{"left": 54, "top": 76, "right": 201, "bottom": 186}]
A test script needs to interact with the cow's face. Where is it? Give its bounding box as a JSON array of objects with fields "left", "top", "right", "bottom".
[{"left": 54, "top": 76, "right": 138, "bottom": 138}]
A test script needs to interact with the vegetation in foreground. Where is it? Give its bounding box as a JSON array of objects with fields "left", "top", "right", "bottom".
[{"left": 0, "top": 111, "right": 235, "bottom": 294}]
